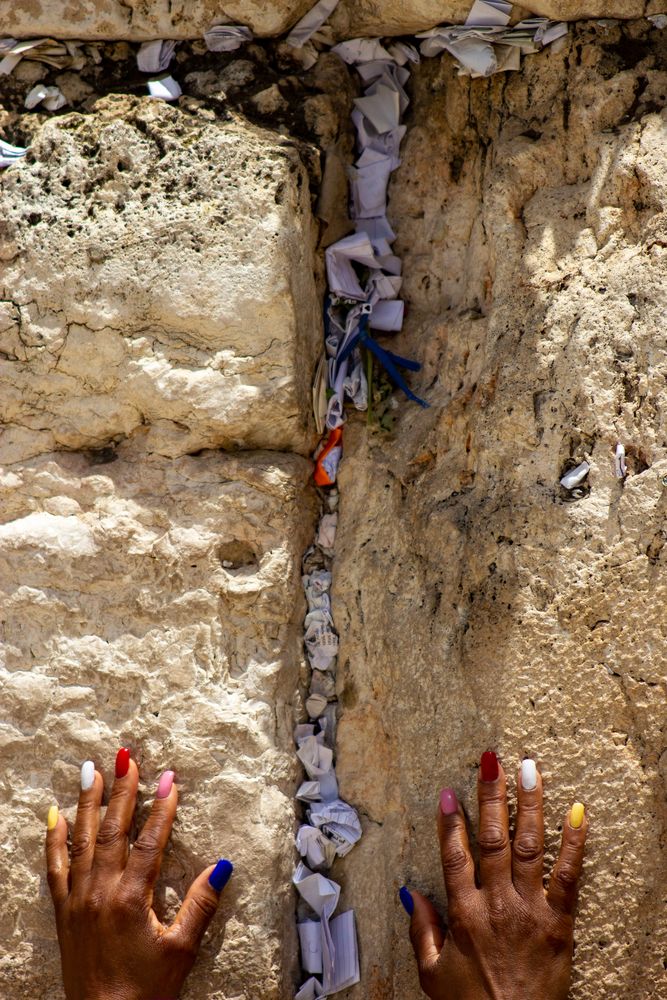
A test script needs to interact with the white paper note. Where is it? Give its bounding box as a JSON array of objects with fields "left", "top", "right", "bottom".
[
  {"left": 137, "top": 39, "right": 176, "bottom": 72},
  {"left": 298, "top": 920, "right": 323, "bottom": 974},
  {"left": 147, "top": 75, "right": 182, "bottom": 101},
  {"left": 287, "top": 0, "right": 340, "bottom": 47},
  {"left": 204, "top": 25, "right": 253, "bottom": 51}
]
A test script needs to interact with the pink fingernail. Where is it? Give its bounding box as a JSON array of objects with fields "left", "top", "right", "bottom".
[
  {"left": 440, "top": 787, "right": 458, "bottom": 816},
  {"left": 156, "top": 770, "right": 175, "bottom": 799}
]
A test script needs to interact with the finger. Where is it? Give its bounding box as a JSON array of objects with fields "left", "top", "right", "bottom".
[
  {"left": 547, "top": 802, "right": 588, "bottom": 916},
  {"left": 166, "top": 860, "right": 232, "bottom": 956},
  {"left": 512, "top": 759, "right": 545, "bottom": 899},
  {"left": 477, "top": 751, "right": 512, "bottom": 892},
  {"left": 45, "top": 804, "right": 69, "bottom": 909},
  {"left": 121, "top": 771, "right": 177, "bottom": 904},
  {"left": 70, "top": 763, "right": 104, "bottom": 887},
  {"left": 404, "top": 888, "right": 445, "bottom": 977},
  {"left": 93, "top": 748, "right": 138, "bottom": 876},
  {"left": 437, "top": 787, "right": 476, "bottom": 901}
]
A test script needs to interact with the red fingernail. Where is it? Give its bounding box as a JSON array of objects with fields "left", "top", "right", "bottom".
[
  {"left": 156, "top": 770, "right": 175, "bottom": 799},
  {"left": 115, "top": 747, "right": 131, "bottom": 778},
  {"left": 480, "top": 750, "right": 499, "bottom": 782},
  {"left": 440, "top": 787, "right": 458, "bottom": 815}
]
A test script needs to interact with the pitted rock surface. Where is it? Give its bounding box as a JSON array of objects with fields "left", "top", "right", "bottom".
[
  {"left": 333, "top": 20, "right": 667, "bottom": 1000},
  {"left": 0, "top": 95, "right": 320, "bottom": 463}
]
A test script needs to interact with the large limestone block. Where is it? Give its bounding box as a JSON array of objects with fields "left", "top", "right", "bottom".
[
  {"left": 0, "top": 96, "right": 320, "bottom": 463},
  {"left": 332, "top": 20, "right": 667, "bottom": 1000},
  {"left": 0, "top": 446, "right": 317, "bottom": 999},
  {"left": 0, "top": 0, "right": 657, "bottom": 41}
]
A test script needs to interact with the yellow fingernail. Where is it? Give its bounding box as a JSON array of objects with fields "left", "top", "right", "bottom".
[
  {"left": 570, "top": 802, "right": 585, "bottom": 829},
  {"left": 47, "top": 805, "right": 59, "bottom": 831}
]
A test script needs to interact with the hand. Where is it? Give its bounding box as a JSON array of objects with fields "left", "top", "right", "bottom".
[
  {"left": 45, "top": 749, "right": 233, "bottom": 1000},
  {"left": 401, "top": 752, "right": 588, "bottom": 1000}
]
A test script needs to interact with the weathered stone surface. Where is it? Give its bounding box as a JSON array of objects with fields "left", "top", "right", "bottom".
[
  {"left": 0, "top": 0, "right": 661, "bottom": 41},
  {"left": 332, "top": 19, "right": 667, "bottom": 1000},
  {"left": 0, "top": 446, "right": 317, "bottom": 998},
  {"left": 0, "top": 95, "right": 321, "bottom": 463}
]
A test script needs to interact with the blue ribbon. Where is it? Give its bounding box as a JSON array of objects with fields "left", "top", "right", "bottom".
[{"left": 332, "top": 307, "right": 429, "bottom": 409}]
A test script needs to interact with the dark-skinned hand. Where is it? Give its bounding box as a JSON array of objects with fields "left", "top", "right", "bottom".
[
  {"left": 46, "top": 749, "right": 233, "bottom": 1000},
  {"left": 401, "top": 751, "right": 588, "bottom": 1000}
]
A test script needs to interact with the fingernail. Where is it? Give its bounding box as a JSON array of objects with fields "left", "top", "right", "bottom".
[
  {"left": 209, "top": 858, "right": 233, "bottom": 893},
  {"left": 480, "top": 750, "right": 499, "bottom": 782},
  {"left": 47, "top": 805, "right": 59, "bottom": 830},
  {"left": 81, "top": 760, "right": 95, "bottom": 791},
  {"left": 439, "top": 787, "right": 458, "bottom": 816},
  {"left": 156, "top": 770, "right": 175, "bottom": 799},
  {"left": 115, "top": 747, "right": 131, "bottom": 779},
  {"left": 399, "top": 886, "right": 414, "bottom": 916},
  {"left": 570, "top": 802, "right": 585, "bottom": 829},
  {"left": 521, "top": 758, "right": 537, "bottom": 791}
]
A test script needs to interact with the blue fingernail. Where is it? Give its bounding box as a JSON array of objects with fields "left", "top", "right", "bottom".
[
  {"left": 399, "top": 886, "right": 414, "bottom": 916},
  {"left": 209, "top": 859, "right": 233, "bottom": 893}
]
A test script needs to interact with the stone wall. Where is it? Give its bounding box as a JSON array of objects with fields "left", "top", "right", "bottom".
[
  {"left": 0, "top": 84, "right": 322, "bottom": 999},
  {"left": 1, "top": 12, "right": 666, "bottom": 1000},
  {"left": 2, "top": 1, "right": 665, "bottom": 41}
]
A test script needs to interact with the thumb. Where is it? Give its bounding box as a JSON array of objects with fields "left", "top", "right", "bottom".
[{"left": 405, "top": 888, "right": 445, "bottom": 972}]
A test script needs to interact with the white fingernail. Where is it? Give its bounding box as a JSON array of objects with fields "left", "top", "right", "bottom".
[
  {"left": 81, "top": 760, "right": 95, "bottom": 791},
  {"left": 521, "top": 758, "right": 537, "bottom": 791}
]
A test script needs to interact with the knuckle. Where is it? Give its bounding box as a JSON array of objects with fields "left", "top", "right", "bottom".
[
  {"left": 513, "top": 832, "right": 543, "bottom": 863},
  {"left": 442, "top": 844, "right": 470, "bottom": 877},
  {"left": 478, "top": 824, "right": 509, "bottom": 856},
  {"left": 554, "top": 863, "right": 579, "bottom": 890},
  {"left": 131, "top": 832, "right": 162, "bottom": 862},
  {"left": 70, "top": 832, "right": 93, "bottom": 859},
  {"left": 95, "top": 821, "right": 125, "bottom": 849}
]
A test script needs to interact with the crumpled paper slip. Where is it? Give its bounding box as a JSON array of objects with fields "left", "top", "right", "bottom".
[
  {"left": 137, "top": 39, "right": 176, "bottom": 73},
  {"left": 348, "top": 148, "right": 394, "bottom": 219},
  {"left": 304, "top": 615, "right": 338, "bottom": 671},
  {"left": 325, "top": 231, "right": 383, "bottom": 300},
  {"left": 560, "top": 461, "right": 590, "bottom": 490},
  {"left": 417, "top": 15, "right": 568, "bottom": 77},
  {"left": 148, "top": 75, "right": 182, "bottom": 101},
  {"left": 297, "top": 779, "right": 323, "bottom": 802},
  {"left": 316, "top": 513, "right": 337, "bottom": 555},
  {"left": 287, "top": 0, "right": 340, "bottom": 48},
  {"left": 314, "top": 427, "right": 343, "bottom": 487},
  {"left": 24, "top": 84, "right": 67, "bottom": 111},
  {"left": 614, "top": 442, "right": 627, "bottom": 479},
  {"left": 303, "top": 569, "right": 332, "bottom": 606},
  {"left": 0, "top": 37, "right": 82, "bottom": 75},
  {"left": 298, "top": 920, "right": 324, "bottom": 974},
  {"left": 204, "top": 24, "right": 253, "bottom": 51},
  {"left": 387, "top": 41, "right": 420, "bottom": 65},
  {"left": 351, "top": 108, "right": 406, "bottom": 171},
  {"left": 296, "top": 732, "right": 338, "bottom": 800},
  {"left": 325, "top": 910, "right": 360, "bottom": 994},
  {"left": 343, "top": 358, "right": 368, "bottom": 411},
  {"left": 0, "top": 138, "right": 28, "bottom": 169},
  {"left": 308, "top": 798, "right": 362, "bottom": 857},
  {"left": 306, "top": 693, "right": 329, "bottom": 719},
  {"left": 466, "top": 0, "right": 512, "bottom": 26},
  {"left": 297, "top": 824, "right": 338, "bottom": 869},
  {"left": 293, "top": 863, "right": 340, "bottom": 986},
  {"left": 295, "top": 977, "right": 324, "bottom": 1000},
  {"left": 332, "top": 38, "right": 392, "bottom": 64}
]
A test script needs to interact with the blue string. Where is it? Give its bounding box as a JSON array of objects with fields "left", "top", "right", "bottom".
[{"left": 333, "top": 309, "right": 429, "bottom": 409}]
